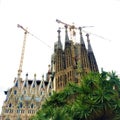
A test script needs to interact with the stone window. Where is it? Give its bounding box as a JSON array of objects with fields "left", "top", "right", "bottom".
[
  {"left": 15, "top": 81, "right": 18, "bottom": 87},
  {"left": 31, "top": 104, "right": 34, "bottom": 108},
  {"left": 21, "top": 110, "right": 24, "bottom": 113},
  {"left": 42, "top": 91, "right": 45, "bottom": 95},
  {"left": 32, "top": 83, "right": 35, "bottom": 88},
  {"left": 14, "top": 90, "right": 17, "bottom": 95},
  {"left": 40, "top": 91, "right": 42, "bottom": 95},
  {"left": 24, "top": 82, "right": 27, "bottom": 87},
  {"left": 19, "top": 102, "right": 23, "bottom": 108},
  {"left": 9, "top": 103, "right": 12, "bottom": 108},
  {"left": 5, "top": 109, "right": 8, "bottom": 113},
  {"left": 24, "top": 90, "right": 26, "bottom": 94},
  {"left": 17, "top": 109, "right": 20, "bottom": 113},
  {"left": 49, "top": 92, "right": 52, "bottom": 96},
  {"left": 6, "top": 118, "right": 10, "bottom": 120},
  {"left": 41, "top": 84, "right": 43, "bottom": 88}
]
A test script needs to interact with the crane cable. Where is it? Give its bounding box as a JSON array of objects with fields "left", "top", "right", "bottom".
[
  {"left": 28, "top": 32, "right": 52, "bottom": 49},
  {"left": 17, "top": 24, "right": 53, "bottom": 50},
  {"left": 82, "top": 29, "right": 111, "bottom": 42}
]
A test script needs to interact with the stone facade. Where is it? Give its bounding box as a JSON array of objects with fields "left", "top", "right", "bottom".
[{"left": 1, "top": 72, "right": 53, "bottom": 120}]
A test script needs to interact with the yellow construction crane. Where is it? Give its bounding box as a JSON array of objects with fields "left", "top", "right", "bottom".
[
  {"left": 56, "top": 19, "right": 94, "bottom": 41},
  {"left": 56, "top": 19, "right": 76, "bottom": 37},
  {"left": 56, "top": 19, "right": 94, "bottom": 29},
  {"left": 56, "top": 19, "right": 76, "bottom": 30},
  {"left": 17, "top": 24, "right": 52, "bottom": 78},
  {"left": 17, "top": 24, "right": 28, "bottom": 77},
  {"left": 56, "top": 19, "right": 111, "bottom": 42}
]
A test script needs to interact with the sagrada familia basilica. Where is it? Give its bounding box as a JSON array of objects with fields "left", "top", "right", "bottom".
[{"left": 0, "top": 20, "right": 98, "bottom": 120}]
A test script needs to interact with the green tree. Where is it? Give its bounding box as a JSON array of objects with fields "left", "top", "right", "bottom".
[{"left": 30, "top": 71, "right": 120, "bottom": 120}]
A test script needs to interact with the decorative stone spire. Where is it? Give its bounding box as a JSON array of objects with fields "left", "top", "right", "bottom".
[
  {"left": 79, "top": 27, "right": 85, "bottom": 45},
  {"left": 52, "top": 61, "right": 55, "bottom": 73},
  {"left": 48, "top": 64, "right": 51, "bottom": 74},
  {"left": 34, "top": 73, "right": 36, "bottom": 80},
  {"left": 31, "top": 73, "right": 37, "bottom": 89},
  {"left": 47, "top": 74, "right": 53, "bottom": 94},
  {"left": 86, "top": 33, "right": 99, "bottom": 72},
  {"left": 51, "top": 54, "right": 55, "bottom": 73},
  {"left": 22, "top": 73, "right": 28, "bottom": 89},
  {"left": 57, "top": 28, "right": 62, "bottom": 49},
  {"left": 14, "top": 78, "right": 18, "bottom": 87},
  {"left": 34, "top": 73, "right": 38, "bottom": 95},
  {"left": 86, "top": 33, "right": 93, "bottom": 52},
  {"left": 39, "top": 74, "right": 45, "bottom": 91},
  {"left": 26, "top": 73, "right": 28, "bottom": 79},
  {"left": 42, "top": 74, "right": 44, "bottom": 81},
  {"left": 65, "top": 25, "right": 69, "bottom": 44},
  {"left": 25, "top": 73, "right": 28, "bottom": 87},
  {"left": 34, "top": 73, "right": 37, "bottom": 86}
]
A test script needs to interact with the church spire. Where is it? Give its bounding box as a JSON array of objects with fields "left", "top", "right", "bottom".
[
  {"left": 86, "top": 33, "right": 93, "bottom": 52},
  {"left": 57, "top": 28, "right": 62, "bottom": 49},
  {"left": 77, "top": 27, "right": 90, "bottom": 74},
  {"left": 65, "top": 25, "right": 70, "bottom": 47},
  {"left": 86, "top": 33, "right": 99, "bottom": 72},
  {"left": 79, "top": 27, "right": 85, "bottom": 45}
]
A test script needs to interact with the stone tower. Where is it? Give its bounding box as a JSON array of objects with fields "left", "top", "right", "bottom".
[
  {"left": 86, "top": 33, "right": 99, "bottom": 72},
  {"left": 52, "top": 26, "right": 98, "bottom": 92}
]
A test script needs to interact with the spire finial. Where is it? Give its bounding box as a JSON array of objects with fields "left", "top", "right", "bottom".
[
  {"left": 57, "top": 28, "right": 61, "bottom": 34},
  {"left": 34, "top": 73, "right": 36, "bottom": 77},
  {"left": 86, "top": 33, "right": 93, "bottom": 52},
  {"left": 64, "top": 24, "right": 68, "bottom": 29},
  {"left": 57, "top": 28, "right": 62, "bottom": 49},
  {"left": 42, "top": 75, "right": 44, "bottom": 80},
  {"left": 78, "top": 27, "right": 82, "bottom": 34},
  {"left": 57, "top": 28, "right": 61, "bottom": 41},
  {"left": 34, "top": 73, "right": 36, "bottom": 81},
  {"left": 86, "top": 33, "right": 90, "bottom": 42},
  {"left": 64, "top": 25, "right": 69, "bottom": 45},
  {"left": 48, "top": 64, "right": 51, "bottom": 73},
  {"left": 26, "top": 73, "right": 28, "bottom": 80},
  {"left": 78, "top": 27, "right": 85, "bottom": 45},
  {"left": 26, "top": 73, "right": 28, "bottom": 76}
]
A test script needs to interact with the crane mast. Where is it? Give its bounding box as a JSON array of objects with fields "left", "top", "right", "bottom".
[
  {"left": 17, "top": 24, "right": 28, "bottom": 77},
  {"left": 17, "top": 23, "right": 52, "bottom": 78}
]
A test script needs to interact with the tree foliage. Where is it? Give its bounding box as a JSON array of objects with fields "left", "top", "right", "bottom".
[{"left": 30, "top": 71, "right": 120, "bottom": 120}]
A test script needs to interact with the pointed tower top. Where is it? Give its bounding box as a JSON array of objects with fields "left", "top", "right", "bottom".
[
  {"left": 65, "top": 25, "right": 69, "bottom": 43},
  {"left": 86, "top": 33, "right": 93, "bottom": 52},
  {"left": 79, "top": 27, "right": 82, "bottom": 34},
  {"left": 79, "top": 27, "right": 85, "bottom": 45},
  {"left": 57, "top": 28, "right": 62, "bottom": 49},
  {"left": 48, "top": 64, "right": 51, "bottom": 73},
  {"left": 26, "top": 73, "right": 28, "bottom": 76},
  {"left": 25, "top": 73, "right": 28, "bottom": 81},
  {"left": 34, "top": 73, "right": 36, "bottom": 79},
  {"left": 42, "top": 75, "right": 44, "bottom": 81}
]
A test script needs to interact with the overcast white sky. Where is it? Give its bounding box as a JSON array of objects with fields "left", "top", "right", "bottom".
[{"left": 0, "top": 0, "right": 120, "bottom": 113}]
